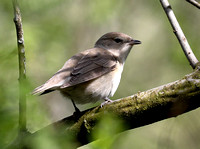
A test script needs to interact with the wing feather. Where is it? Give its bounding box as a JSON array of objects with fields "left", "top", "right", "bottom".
[{"left": 61, "top": 48, "right": 117, "bottom": 88}]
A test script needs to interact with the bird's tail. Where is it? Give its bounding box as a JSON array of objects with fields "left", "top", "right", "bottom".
[
  {"left": 32, "top": 84, "right": 45, "bottom": 95},
  {"left": 32, "top": 70, "right": 65, "bottom": 96},
  {"left": 32, "top": 84, "right": 54, "bottom": 95}
]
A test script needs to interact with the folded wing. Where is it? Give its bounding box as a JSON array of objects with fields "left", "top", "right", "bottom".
[{"left": 61, "top": 48, "right": 117, "bottom": 88}]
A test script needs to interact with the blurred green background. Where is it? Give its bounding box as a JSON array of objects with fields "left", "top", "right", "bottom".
[{"left": 1, "top": 0, "right": 200, "bottom": 148}]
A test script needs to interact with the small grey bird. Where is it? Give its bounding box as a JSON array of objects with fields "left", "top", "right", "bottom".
[{"left": 33, "top": 32, "right": 141, "bottom": 113}]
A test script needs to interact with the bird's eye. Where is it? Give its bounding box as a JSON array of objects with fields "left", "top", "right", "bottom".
[{"left": 114, "top": 38, "right": 123, "bottom": 43}]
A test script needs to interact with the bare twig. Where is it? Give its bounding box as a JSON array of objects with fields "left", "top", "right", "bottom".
[
  {"left": 186, "top": 0, "right": 200, "bottom": 9},
  {"left": 160, "top": 0, "right": 199, "bottom": 69},
  {"left": 13, "top": 0, "right": 27, "bottom": 133}
]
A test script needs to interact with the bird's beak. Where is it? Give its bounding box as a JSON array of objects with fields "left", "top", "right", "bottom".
[{"left": 129, "top": 39, "right": 141, "bottom": 45}]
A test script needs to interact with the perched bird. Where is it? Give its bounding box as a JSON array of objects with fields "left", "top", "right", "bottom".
[{"left": 33, "top": 32, "right": 141, "bottom": 113}]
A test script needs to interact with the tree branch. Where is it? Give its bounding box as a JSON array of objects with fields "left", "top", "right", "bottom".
[
  {"left": 13, "top": 0, "right": 27, "bottom": 133},
  {"left": 186, "top": 0, "right": 200, "bottom": 9},
  {"left": 160, "top": 0, "right": 199, "bottom": 69},
  {"left": 31, "top": 68, "right": 200, "bottom": 148}
]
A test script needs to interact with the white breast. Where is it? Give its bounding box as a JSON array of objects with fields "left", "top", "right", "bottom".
[
  {"left": 109, "top": 62, "right": 124, "bottom": 96},
  {"left": 83, "top": 61, "right": 124, "bottom": 102},
  {"left": 64, "top": 61, "right": 124, "bottom": 104}
]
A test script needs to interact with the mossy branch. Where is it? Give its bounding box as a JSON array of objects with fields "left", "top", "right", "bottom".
[{"left": 32, "top": 68, "right": 200, "bottom": 148}]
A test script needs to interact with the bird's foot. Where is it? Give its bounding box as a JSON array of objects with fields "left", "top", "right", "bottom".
[
  {"left": 73, "top": 107, "right": 81, "bottom": 120},
  {"left": 74, "top": 106, "right": 81, "bottom": 114},
  {"left": 101, "top": 98, "right": 114, "bottom": 107},
  {"left": 71, "top": 99, "right": 81, "bottom": 118}
]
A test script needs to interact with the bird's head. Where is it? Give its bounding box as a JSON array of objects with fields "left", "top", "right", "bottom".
[{"left": 95, "top": 32, "right": 141, "bottom": 63}]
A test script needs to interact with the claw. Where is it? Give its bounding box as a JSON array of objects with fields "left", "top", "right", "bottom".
[
  {"left": 101, "top": 97, "right": 114, "bottom": 107},
  {"left": 71, "top": 99, "right": 81, "bottom": 113}
]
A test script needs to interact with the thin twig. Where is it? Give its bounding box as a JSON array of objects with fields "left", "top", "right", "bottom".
[
  {"left": 160, "top": 0, "right": 199, "bottom": 69},
  {"left": 13, "top": 0, "right": 27, "bottom": 133},
  {"left": 186, "top": 0, "right": 200, "bottom": 9}
]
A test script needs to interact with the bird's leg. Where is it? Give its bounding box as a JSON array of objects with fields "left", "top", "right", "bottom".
[
  {"left": 71, "top": 99, "right": 81, "bottom": 114},
  {"left": 101, "top": 97, "right": 114, "bottom": 107}
]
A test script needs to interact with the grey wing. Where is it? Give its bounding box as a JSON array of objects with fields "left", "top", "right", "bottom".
[
  {"left": 32, "top": 51, "right": 85, "bottom": 95},
  {"left": 61, "top": 49, "right": 117, "bottom": 88}
]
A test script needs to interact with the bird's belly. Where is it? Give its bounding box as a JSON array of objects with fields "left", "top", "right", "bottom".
[{"left": 61, "top": 63, "right": 123, "bottom": 104}]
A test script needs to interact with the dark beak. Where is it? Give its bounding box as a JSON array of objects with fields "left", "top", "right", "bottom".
[{"left": 129, "top": 39, "right": 142, "bottom": 45}]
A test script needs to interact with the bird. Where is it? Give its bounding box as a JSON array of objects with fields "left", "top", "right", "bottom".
[{"left": 32, "top": 32, "right": 141, "bottom": 113}]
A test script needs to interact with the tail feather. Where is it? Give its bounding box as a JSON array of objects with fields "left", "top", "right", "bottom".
[
  {"left": 40, "top": 89, "right": 54, "bottom": 95},
  {"left": 32, "top": 70, "right": 66, "bottom": 95},
  {"left": 32, "top": 81, "right": 63, "bottom": 95},
  {"left": 32, "top": 83, "right": 55, "bottom": 95},
  {"left": 32, "top": 84, "right": 47, "bottom": 95}
]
